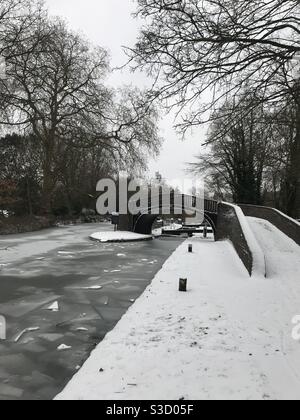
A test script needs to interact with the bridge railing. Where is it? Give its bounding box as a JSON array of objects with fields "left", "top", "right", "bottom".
[
  {"left": 137, "top": 193, "right": 218, "bottom": 215},
  {"left": 204, "top": 199, "right": 219, "bottom": 214}
]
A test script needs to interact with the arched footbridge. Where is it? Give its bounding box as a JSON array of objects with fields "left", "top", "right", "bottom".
[{"left": 115, "top": 196, "right": 300, "bottom": 277}]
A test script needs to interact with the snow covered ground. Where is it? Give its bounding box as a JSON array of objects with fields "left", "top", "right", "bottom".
[
  {"left": 223, "top": 202, "right": 266, "bottom": 277},
  {"left": 57, "top": 221, "right": 300, "bottom": 401},
  {"left": 90, "top": 231, "right": 153, "bottom": 242},
  {"left": 248, "top": 217, "right": 300, "bottom": 279}
]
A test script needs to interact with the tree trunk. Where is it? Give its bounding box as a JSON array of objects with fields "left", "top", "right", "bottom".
[
  {"left": 42, "top": 159, "right": 54, "bottom": 216},
  {"left": 26, "top": 176, "right": 33, "bottom": 216},
  {"left": 66, "top": 190, "right": 73, "bottom": 217},
  {"left": 41, "top": 135, "right": 56, "bottom": 216}
]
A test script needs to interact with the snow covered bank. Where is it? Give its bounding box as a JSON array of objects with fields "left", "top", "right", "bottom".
[
  {"left": 240, "top": 204, "right": 300, "bottom": 247},
  {"left": 222, "top": 202, "right": 266, "bottom": 278},
  {"left": 90, "top": 231, "right": 153, "bottom": 243},
  {"left": 56, "top": 233, "right": 300, "bottom": 400},
  {"left": 248, "top": 217, "right": 300, "bottom": 280}
]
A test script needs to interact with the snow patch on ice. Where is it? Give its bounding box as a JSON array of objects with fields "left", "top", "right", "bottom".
[
  {"left": 57, "top": 344, "right": 72, "bottom": 351},
  {"left": 90, "top": 231, "right": 152, "bottom": 243},
  {"left": 47, "top": 301, "right": 59, "bottom": 312}
]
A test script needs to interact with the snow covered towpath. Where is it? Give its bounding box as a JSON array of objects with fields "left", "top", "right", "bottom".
[{"left": 57, "top": 234, "right": 300, "bottom": 401}]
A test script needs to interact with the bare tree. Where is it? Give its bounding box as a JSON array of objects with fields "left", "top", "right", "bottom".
[
  {"left": 262, "top": 103, "right": 300, "bottom": 213},
  {"left": 190, "top": 95, "right": 273, "bottom": 204},
  {"left": 1, "top": 14, "right": 161, "bottom": 213},
  {"left": 0, "top": 133, "right": 41, "bottom": 215},
  {"left": 130, "top": 0, "right": 300, "bottom": 216},
  {"left": 0, "top": 0, "right": 48, "bottom": 113},
  {"left": 0, "top": 0, "right": 47, "bottom": 60}
]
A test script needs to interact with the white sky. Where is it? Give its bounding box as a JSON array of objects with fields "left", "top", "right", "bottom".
[{"left": 45, "top": 0, "right": 206, "bottom": 182}]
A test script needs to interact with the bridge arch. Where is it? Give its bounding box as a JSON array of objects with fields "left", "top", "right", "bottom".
[{"left": 131, "top": 198, "right": 218, "bottom": 236}]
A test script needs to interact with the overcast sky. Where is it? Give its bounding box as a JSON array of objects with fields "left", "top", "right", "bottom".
[{"left": 46, "top": 0, "right": 206, "bottom": 182}]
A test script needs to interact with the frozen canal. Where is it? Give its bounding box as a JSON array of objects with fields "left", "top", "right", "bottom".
[{"left": 0, "top": 224, "right": 183, "bottom": 400}]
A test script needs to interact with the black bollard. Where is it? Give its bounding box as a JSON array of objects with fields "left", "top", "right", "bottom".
[
  {"left": 188, "top": 244, "right": 193, "bottom": 253},
  {"left": 179, "top": 278, "right": 187, "bottom": 292}
]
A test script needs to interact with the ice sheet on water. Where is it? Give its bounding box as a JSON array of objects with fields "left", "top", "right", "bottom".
[
  {"left": 47, "top": 301, "right": 59, "bottom": 312},
  {"left": 27, "top": 370, "right": 55, "bottom": 387},
  {"left": 57, "top": 344, "right": 72, "bottom": 351},
  {"left": 39, "top": 334, "right": 64, "bottom": 343},
  {"left": 59, "top": 307, "right": 103, "bottom": 326},
  {"left": 14, "top": 327, "right": 40, "bottom": 343},
  {"left": 66, "top": 285, "right": 103, "bottom": 291},
  {"left": 23, "top": 343, "right": 46, "bottom": 354},
  {"left": 0, "top": 383, "right": 23, "bottom": 398},
  {"left": 1, "top": 294, "right": 61, "bottom": 317},
  {"left": 98, "top": 296, "right": 109, "bottom": 306},
  {"left": 98, "top": 306, "right": 124, "bottom": 322},
  {"left": 87, "top": 276, "right": 102, "bottom": 282}
]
